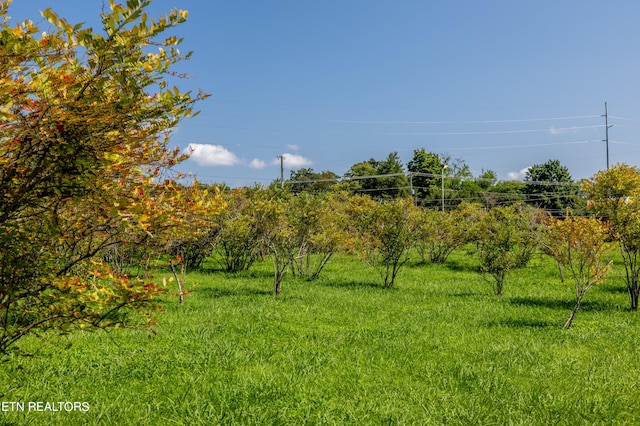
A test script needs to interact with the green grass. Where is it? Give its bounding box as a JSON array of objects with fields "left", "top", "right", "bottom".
[{"left": 2, "top": 251, "right": 640, "bottom": 425}]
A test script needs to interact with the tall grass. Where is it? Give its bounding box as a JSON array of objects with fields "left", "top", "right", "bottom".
[{"left": 1, "top": 250, "right": 639, "bottom": 425}]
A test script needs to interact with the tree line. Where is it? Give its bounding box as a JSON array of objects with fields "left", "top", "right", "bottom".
[{"left": 284, "top": 152, "right": 580, "bottom": 214}]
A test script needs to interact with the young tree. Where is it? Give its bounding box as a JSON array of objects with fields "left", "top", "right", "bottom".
[
  {"left": 582, "top": 163, "right": 640, "bottom": 310},
  {"left": 347, "top": 196, "right": 416, "bottom": 288},
  {"left": 411, "top": 202, "right": 484, "bottom": 264},
  {"left": 476, "top": 204, "right": 539, "bottom": 295},
  {"left": 512, "top": 203, "right": 545, "bottom": 268},
  {"left": 287, "top": 191, "right": 350, "bottom": 279},
  {"left": 164, "top": 182, "right": 222, "bottom": 271},
  {"left": 286, "top": 192, "right": 325, "bottom": 277},
  {"left": 210, "top": 188, "right": 263, "bottom": 272},
  {"left": 252, "top": 190, "right": 297, "bottom": 296},
  {"left": 411, "top": 209, "right": 449, "bottom": 263},
  {"left": 0, "top": 1, "right": 213, "bottom": 354},
  {"left": 543, "top": 215, "right": 611, "bottom": 329}
]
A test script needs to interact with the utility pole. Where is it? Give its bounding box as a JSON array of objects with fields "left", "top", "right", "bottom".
[
  {"left": 441, "top": 164, "right": 448, "bottom": 212},
  {"left": 602, "top": 102, "right": 613, "bottom": 169},
  {"left": 277, "top": 155, "right": 284, "bottom": 189},
  {"left": 408, "top": 172, "right": 415, "bottom": 205}
]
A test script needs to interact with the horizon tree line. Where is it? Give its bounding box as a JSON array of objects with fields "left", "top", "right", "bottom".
[{"left": 272, "top": 150, "right": 581, "bottom": 214}]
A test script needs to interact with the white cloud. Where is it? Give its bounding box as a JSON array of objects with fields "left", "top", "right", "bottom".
[
  {"left": 507, "top": 167, "right": 530, "bottom": 180},
  {"left": 287, "top": 144, "right": 300, "bottom": 151},
  {"left": 274, "top": 153, "right": 312, "bottom": 168},
  {"left": 186, "top": 143, "right": 240, "bottom": 166},
  {"left": 249, "top": 158, "right": 267, "bottom": 169}
]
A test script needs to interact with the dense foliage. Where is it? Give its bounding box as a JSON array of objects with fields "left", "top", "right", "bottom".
[
  {"left": 583, "top": 164, "right": 640, "bottom": 310},
  {"left": 544, "top": 214, "right": 611, "bottom": 329},
  {"left": 524, "top": 159, "right": 579, "bottom": 214},
  {"left": 0, "top": 0, "right": 219, "bottom": 354}
]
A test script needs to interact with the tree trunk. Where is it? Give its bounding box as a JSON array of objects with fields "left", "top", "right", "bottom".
[
  {"left": 494, "top": 271, "right": 505, "bottom": 296},
  {"left": 563, "top": 297, "right": 582, "bottom": 330},
  {"left": 557, "top": 261, "right": 564, "bottom": 282},
  {"left": 169, "top": 260, "right": 184, "bottom": 304},
  {"left": 274, "top": 270, "right": 283, "bottom": 296},
  {"left": 272, "top": 254, "right": 288, "bottom": 296},
  {"left": 629, "top": 283, "right": 639, "bottom": 311}
]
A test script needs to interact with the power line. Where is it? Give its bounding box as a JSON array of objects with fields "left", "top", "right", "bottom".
[
  {"left": 285, "top": 171, "right": 581, "bottom": 187},
  {"left": 179, "top": 124, "right": 603, "bottom": 137},
  {"left": 331, "top": 115, "right": 601, "bottom": 125},
  {"left": 326, "top": 125, "right": 603, "bottom": 137},
  {"left": 431, "top": 139, "right": 595, "bottom": 152},
  {"left": 603, "top": 102, "right": 613, "bottom": 169}
]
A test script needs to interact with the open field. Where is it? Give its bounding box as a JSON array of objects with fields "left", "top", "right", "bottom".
[{"left": 2, "top": 250, "right": 640, "bottom": 425}]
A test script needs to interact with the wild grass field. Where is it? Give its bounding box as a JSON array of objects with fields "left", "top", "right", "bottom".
[{"left": 2, "top": 250, "right": 640, "bottom": 425}]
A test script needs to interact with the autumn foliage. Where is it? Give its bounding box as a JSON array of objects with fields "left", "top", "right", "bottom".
[
  {"left": 0, "top": 0, "right": 218, "bottom": 354},
  {"left": 543, "top": 214, "right": 611, "bottom": 329},
  {"left": 583, "top": 164, "right": 640, "bottom": 310}
]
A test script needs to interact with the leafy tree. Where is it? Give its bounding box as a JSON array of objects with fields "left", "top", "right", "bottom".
[
  {"left": 512, "top": 204, "right": 545, "bottom": 268},
  {"left": 287, "top": 192, "right": 350, "bottom": 279},
  {"left": 406, "top": 149, "right": 482, "bottom": 208},
  {"left": 411, "top": 209, "right": 450, "bottom": 263},
  {"left": 482, "top": 180, "right": 526, "bottom": 209},
  {"left": 407, "top": 148, "right": 446, "bottom": 206},
  {"left": 210, "top": 188, "right": 263, "bottom": 272},
  {"left": 288, "top": 168, "right": 339, "bottom": 193},
  {"left": 376, "top": 152, "right": 410, "bottom": 199},
  {"left": 477, "top": 169, "right": 498, "bottom": 190},
  {"left": 344, "top": 152, "right": 409, "bottom": 199},
  {"left": 0, "top": 0, "right": 213, "bottom": 354},
  {"left": 448, "top": 179, "right": 484, "bottom": 207},
  {"left": 347, "top": 196, "right": 416, "bottom": 288},
  {"left": 476, "top": 204, "right": 540, "bottom": 295},
  {"left": 524, "top": 159, "right": 579, "bottom": 214},
  {"left": 286, "top": 192, "right": 324, "bottom": 277},
  {"left": 582, "top": 163, "right": 640, "bottom": 310},
  {"left": 543, "top": 214, "right": 611, "bottom": 329},
  {"left": 252, "top": 190, "right": 297, "bottom": 295},
  {"left": 452, "top": 201, "right": 488, "bottom": 246},
  {"left": 343, "top": 159, "right": 378, "bottom": 191},
  {"left": 411, "top": 202, "right": 485, "bottom": 264},
  {"left": 164, "top": 183, "right": 222, "bottom": 271}
]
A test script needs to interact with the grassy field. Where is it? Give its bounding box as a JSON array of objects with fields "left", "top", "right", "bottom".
[{"left": 2, "top": 249, "right": 640, "bottom": 425}]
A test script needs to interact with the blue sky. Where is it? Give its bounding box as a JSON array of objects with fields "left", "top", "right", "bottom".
[{"left": 9, "top": 1, "right": 640, "bottom": 186}]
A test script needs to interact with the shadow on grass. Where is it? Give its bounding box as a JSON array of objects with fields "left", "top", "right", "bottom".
[
  {"left": 194, "top": 268, "right": 275, "bottom": 281},
  {"left": 601, "top": 284, "right": 629, "bottom": 295},
  {"left": 195, "top": 286, "right": 273, "bottom": 299},
  {"left": 450, "top": 291, "right": 487, "bottom": 298},
  {"left": 508, "top": 296, "right": 572, "bottom": 310},
  {"left": 508, "top": 296, "right": 613, "bottom": 312},
  {"left": 318, "top": 279, "right": 387, "bottom": 290},
  {"left": 444, "top": 259, "right": 481, "bottom": 274},
  {"left": 408, "top": 258, "right": 480, "bottom": 274}
]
